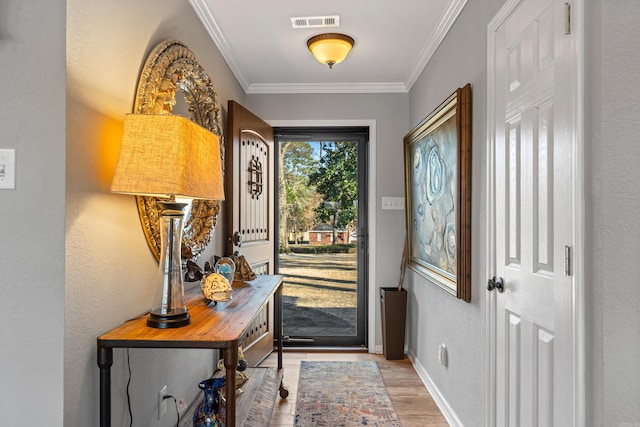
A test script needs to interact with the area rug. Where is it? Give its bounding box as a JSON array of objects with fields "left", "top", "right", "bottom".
[{"left": 294, "top": 361, "right": 402, "bottom": 426}]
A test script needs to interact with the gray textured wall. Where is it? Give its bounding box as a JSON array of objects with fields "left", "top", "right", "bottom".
[
  {"left": 0, "top": 0, "right": 66, "bottom": 425},
  {"left": 406, "top": 0, "right": 504, "bottom": 424},
  {"left": 586, "top": 0, "right": 640, "bottom": 424},
  {"left": 65, "top": 1, "right": 245, "bottom": 426}
]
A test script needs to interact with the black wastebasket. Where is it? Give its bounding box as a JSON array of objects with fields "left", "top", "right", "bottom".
[{"left": 380, "top": 287, "right": 407, "bottom": 360}]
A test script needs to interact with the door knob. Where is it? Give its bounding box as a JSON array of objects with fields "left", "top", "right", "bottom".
[
  {"left": 232, "top": 231, "right": 242, "bottom": 247},
  {"left": 487, "top": 276, "right": 504, "bottom": 293}
]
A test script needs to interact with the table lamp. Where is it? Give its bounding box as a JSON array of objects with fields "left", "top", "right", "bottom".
[{"left": 111, "top": 114, "right": 224, "bottom": 328}]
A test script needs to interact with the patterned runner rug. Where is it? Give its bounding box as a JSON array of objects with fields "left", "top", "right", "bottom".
[{"left": 294, "top": 361, "right": 402, "bottom": 426}]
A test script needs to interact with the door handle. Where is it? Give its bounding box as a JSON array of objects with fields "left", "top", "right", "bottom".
[
  {"left": 487, "top": 276, "right": 505, "bottom": 293},
  {"left": 232, "top": 231, "right": 242, "bottom": 247},
  {"left": 358, "top": 228, "right": 366, "bottom": 250}
]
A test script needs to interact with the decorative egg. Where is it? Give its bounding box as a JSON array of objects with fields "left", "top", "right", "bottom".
[{"left": 201, "top": 273, "right": 232, "bottom": 302}]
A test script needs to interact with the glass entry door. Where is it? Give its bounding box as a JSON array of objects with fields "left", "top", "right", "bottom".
[{"left": 274, "top": 127, "right": 368, "bottom": 347}]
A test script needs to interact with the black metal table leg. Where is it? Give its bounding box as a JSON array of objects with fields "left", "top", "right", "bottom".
[
  {"left": 223, "top": 344, "right": 238, "bottom": 426},
  {"left": 98, "top": 346, "right": 113, "bottom": 427},
  {"left": 275, "top": 283, "right": 283, "bottom": 370}
]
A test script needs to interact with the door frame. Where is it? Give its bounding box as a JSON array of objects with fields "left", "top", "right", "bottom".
[
  {"left": 268, "top": 119, "right": 377, "bottom": 352},
  {"left": 485, "top": 0, "right": 585, "bottom": 425}
]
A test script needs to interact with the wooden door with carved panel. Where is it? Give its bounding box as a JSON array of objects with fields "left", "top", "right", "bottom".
[{"left": 226, "top": 100, "right": 275, "bottom": 365}]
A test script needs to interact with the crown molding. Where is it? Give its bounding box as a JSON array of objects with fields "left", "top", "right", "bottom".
[
  {"left": 405, "top": 0, "right": 469, "bottom": 91},
  {"left": 246, "top": 82, "right": 409, "bottom": 95},
  {"left": 188, "top": 0, "right": 250, "bottom": 92},
  {"left": 190, "top": 0, "right": 467, "bottom": 95}
]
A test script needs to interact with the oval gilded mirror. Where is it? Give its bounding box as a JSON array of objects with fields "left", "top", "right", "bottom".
[{"left": 132, "top": 40, "right": 224, "bottom": 262}]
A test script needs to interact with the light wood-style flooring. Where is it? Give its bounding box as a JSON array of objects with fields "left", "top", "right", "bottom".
[{"left": 261, "top": 351, "right": 449, "bottom": 427}]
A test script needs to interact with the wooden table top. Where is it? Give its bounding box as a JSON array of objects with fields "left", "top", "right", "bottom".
[{"left": 97, "top": 274, "right": 283, "bottom": 349}]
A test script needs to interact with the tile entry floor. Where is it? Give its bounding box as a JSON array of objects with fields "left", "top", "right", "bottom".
[{"left": 261, "top": 351, "right": 449, "bottom": 427}]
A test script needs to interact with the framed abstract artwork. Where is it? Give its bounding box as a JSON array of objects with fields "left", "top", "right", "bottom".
[{"left": 403, "top": 84, "right": 472, "bottom": 302}]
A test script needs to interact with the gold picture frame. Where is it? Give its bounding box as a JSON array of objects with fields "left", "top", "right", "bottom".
[
  {"left": 132, "top": 40, "right": 225, "bottom": 262},
  {"left": 403, "top": 84, "right": 472, "bottom": 302}
]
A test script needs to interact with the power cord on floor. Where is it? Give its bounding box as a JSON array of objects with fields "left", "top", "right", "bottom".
[
  {"left": 163, "top": 395, "right": 180, "bottom": 427},
  {"left": 126, "top": 348, "right": 133, "bottom": 427}
]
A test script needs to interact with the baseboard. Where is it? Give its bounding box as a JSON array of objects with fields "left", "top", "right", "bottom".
[
  {"left": 406, "top": 350, "right": 464, "bottom": 427},
  {"left": 373, "top": 344, "right": 409, "bottom": 355}
]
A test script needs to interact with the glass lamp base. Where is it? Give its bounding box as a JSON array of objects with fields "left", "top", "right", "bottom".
[
  {"left": 147, "top": 311, "right": 191, "bottom": 328},
  {"left": 147, "top": 200, "right": 191, "bottom": 329}
]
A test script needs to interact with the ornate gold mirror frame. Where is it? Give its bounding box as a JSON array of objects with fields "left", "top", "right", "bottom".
[{"left": 132, "top": 40, "right": 224, "bottom": 262}]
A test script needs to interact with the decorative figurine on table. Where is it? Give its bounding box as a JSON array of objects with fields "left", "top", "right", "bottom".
[
  {"left": 188, "top": 253, "right": 258, "bottom": 305},
  {"left": 200, "top": 273, "right": 232, "bottom": 305},
  {"left": 213, "top": 252, "right": 256, "bottom": 282},
  {"left": 193, "top": 377, "right": 226, "bottom": 427},
  {"left": 184, "top": 260, "right": 213, "bottom": 283},
  {"left": 229, "top": 252, "right": 256, "bottom": 281}
]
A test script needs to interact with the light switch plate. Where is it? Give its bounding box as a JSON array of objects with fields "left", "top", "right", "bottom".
[
  {"left": 381, "top": 196, "right": 404, "bottom": 210},
  {"left": 0, "top": 149, "right": 16, "bottom": 190}
]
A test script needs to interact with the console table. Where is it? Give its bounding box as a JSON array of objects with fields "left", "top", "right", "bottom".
[{"left": 97, "top": 274, "right": 286, "bottom": 427}]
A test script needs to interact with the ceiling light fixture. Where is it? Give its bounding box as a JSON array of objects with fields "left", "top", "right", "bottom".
[{"left": 307, "top": 33, "right": 355, "bottom": 69}]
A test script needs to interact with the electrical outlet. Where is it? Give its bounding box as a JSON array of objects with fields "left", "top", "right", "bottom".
[{"left": 159, "top": 385, "right": 168, "bottom": 419}]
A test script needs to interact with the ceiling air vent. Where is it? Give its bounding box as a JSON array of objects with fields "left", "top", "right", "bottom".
[{"left": 290, "top": 15, "right": 340, "bottom": 29}]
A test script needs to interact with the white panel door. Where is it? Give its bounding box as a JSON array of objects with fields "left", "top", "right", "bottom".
[{"left": 489, "top": 0, "right": 578, "bottom": 425}]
